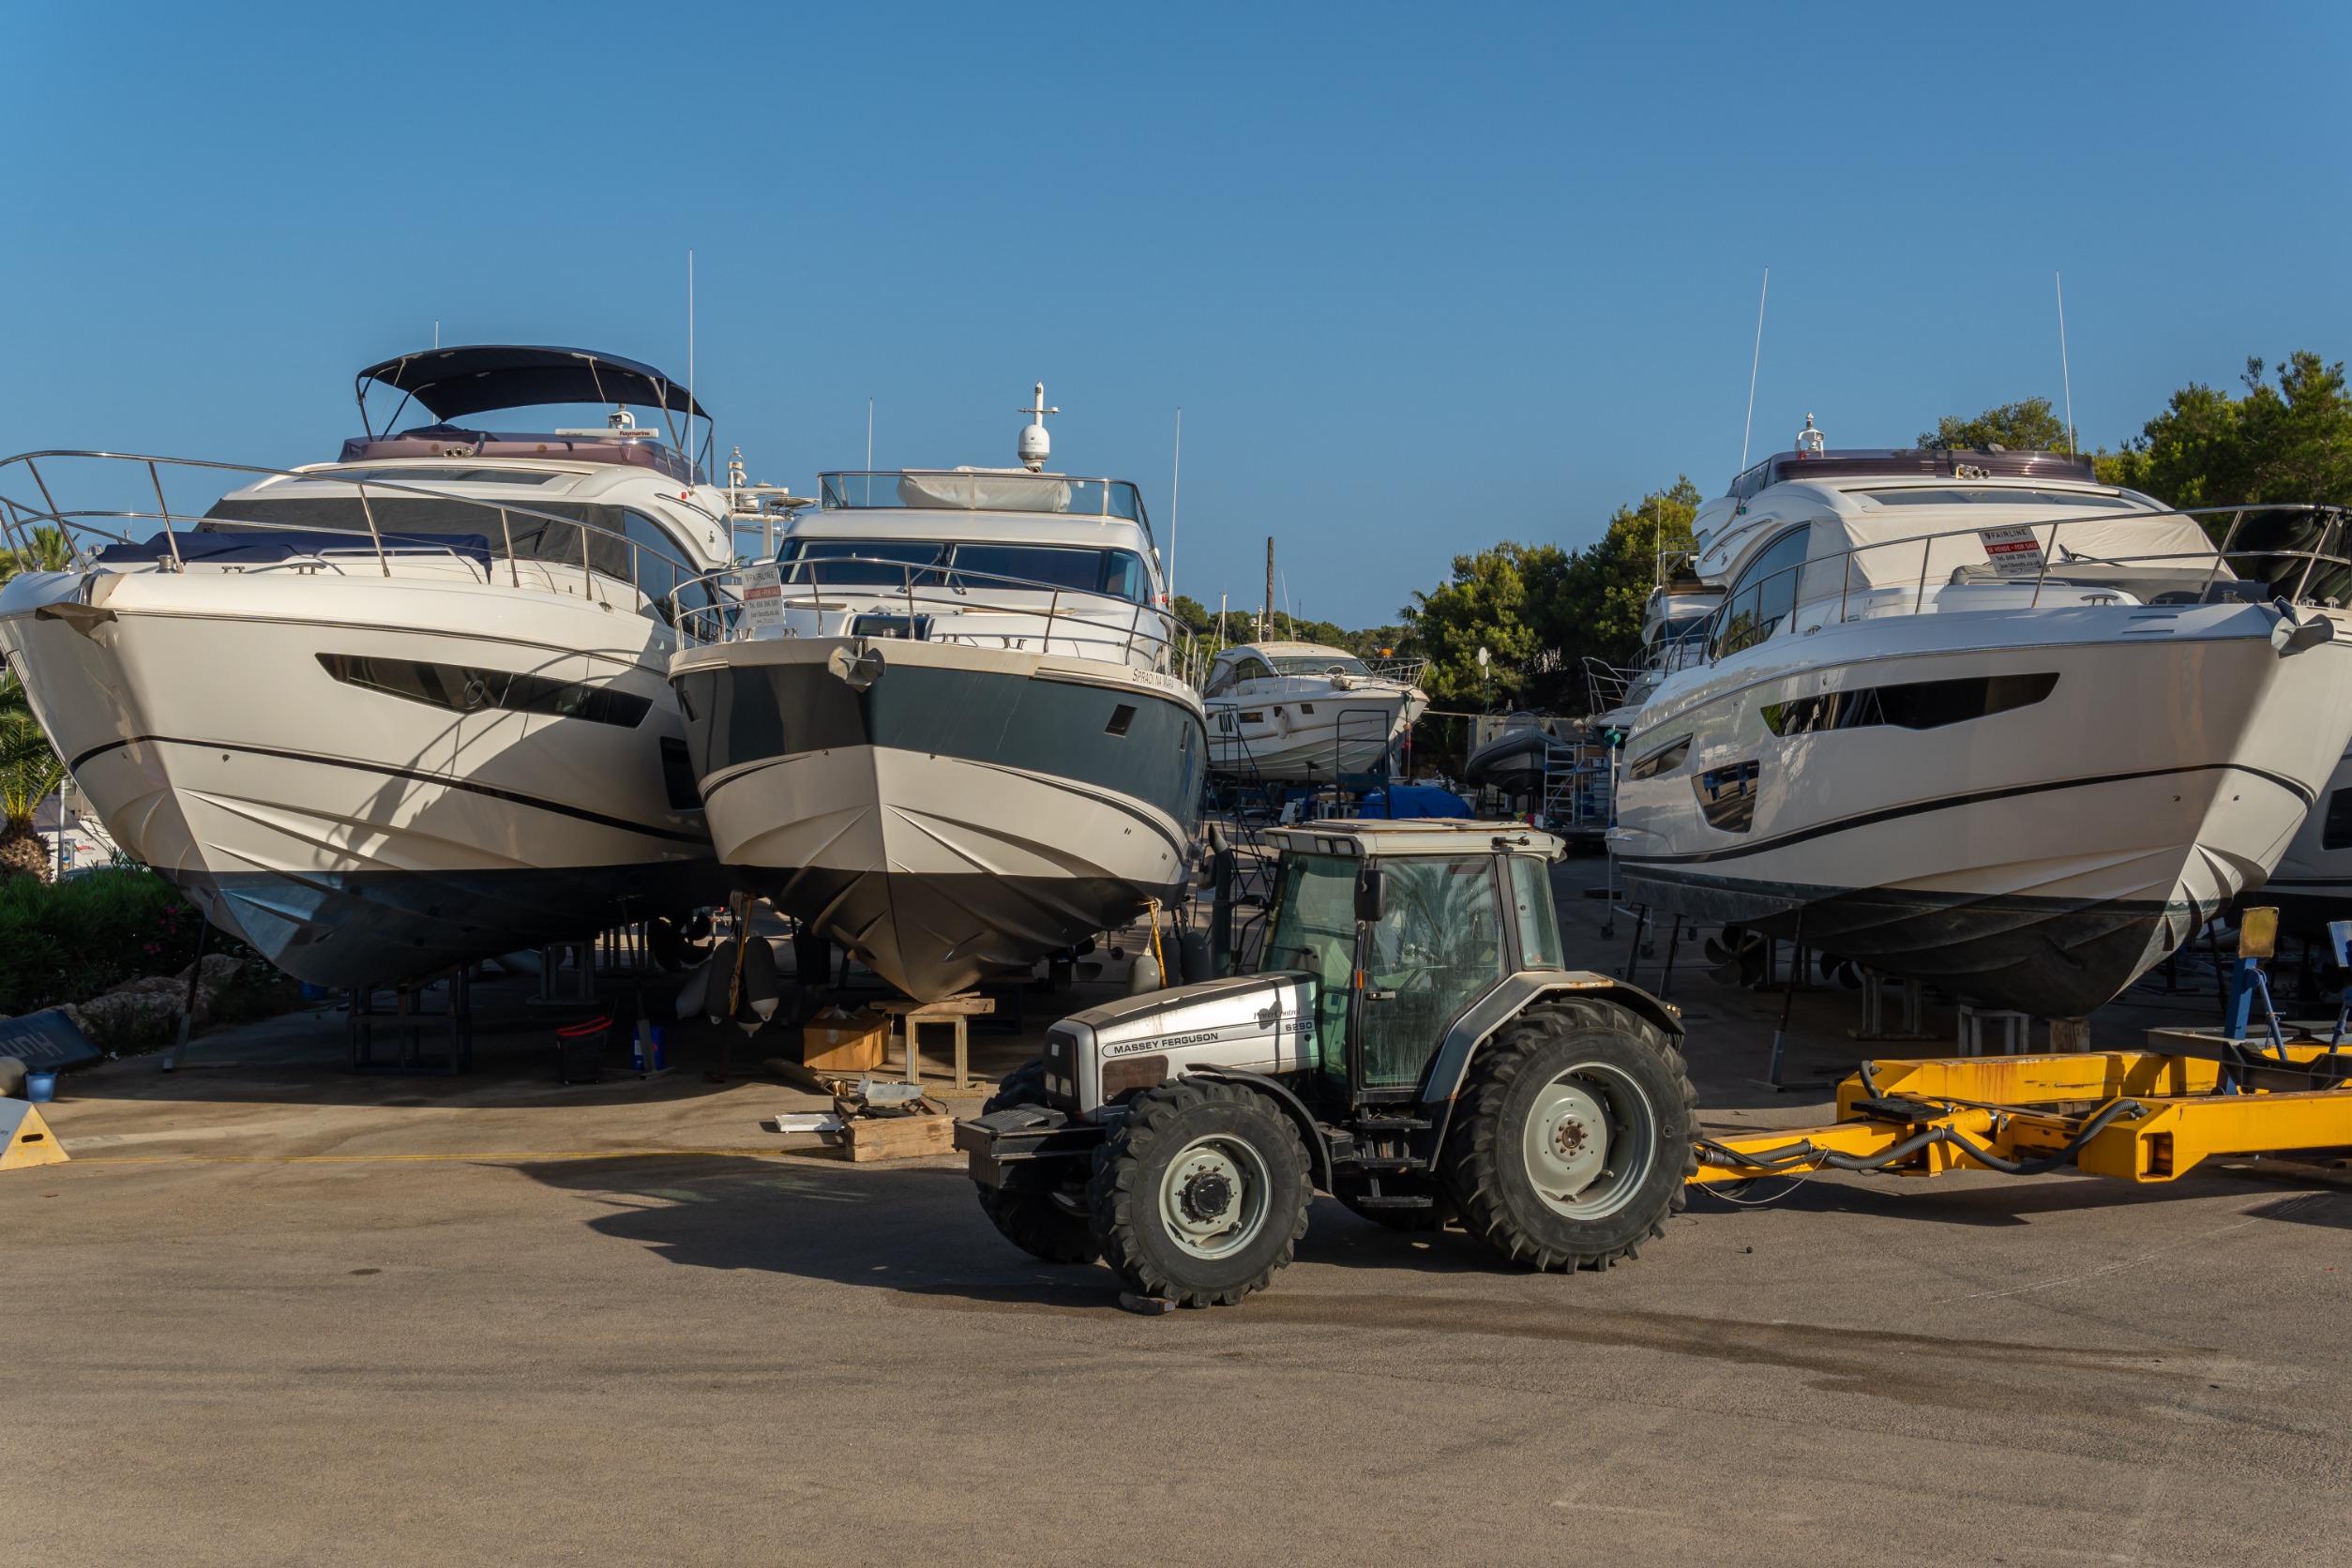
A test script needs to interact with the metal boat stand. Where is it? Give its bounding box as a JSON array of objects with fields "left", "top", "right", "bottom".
[
  {"left": 347, "top": 968, "right": 474, "bottom": 1075},
  {"left": 1849, "top": 968, "right": 1938, "bottom": 1043}
]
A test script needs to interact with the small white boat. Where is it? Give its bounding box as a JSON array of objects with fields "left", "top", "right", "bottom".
[
  {"left": 1201, "top": 640, "right": 1427, "bottom": 783},
  {"left": 1610, "top": 422, "right": 2352, "bottom": 1018},
  {"left": 668, "top": 387, "right": 1205, "bottom": 1002},
  {"left": 0, "top": 346, "right": 743, "bottom": 986}
]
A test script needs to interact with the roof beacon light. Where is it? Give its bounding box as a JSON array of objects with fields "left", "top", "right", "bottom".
[
  {"left": 1796, "top": 414, "right": 1827, "bottom": 456},
  {"left": 1017, "top": 382, "right": 1059, "bottom": 472}
]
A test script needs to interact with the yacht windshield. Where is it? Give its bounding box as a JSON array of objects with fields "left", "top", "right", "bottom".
[
  {"left": 782, "top": 537, "right": 1150, "bottom": 601},
  {"left": 1269, "top": 654, "right": 1370, "bottom": 676}
]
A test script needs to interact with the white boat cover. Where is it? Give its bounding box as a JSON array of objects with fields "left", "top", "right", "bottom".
[
  {"left": 1799, "top": 497, "right": 2225, "bottom": 595},
  {"left": 896, "top": 470, "right": 1074, "bottom": 512}
]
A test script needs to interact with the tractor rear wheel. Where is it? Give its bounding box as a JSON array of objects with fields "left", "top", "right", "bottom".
[
  {"left": 972, "top": 1060, "right": 1094, "bottom": 1264},
  {"left": 1089, "top": 1079, "right": 1313, "bottom": 1306},
  {"left": 1440, "top": 999, "right": 1696, "bottom": 1272}
]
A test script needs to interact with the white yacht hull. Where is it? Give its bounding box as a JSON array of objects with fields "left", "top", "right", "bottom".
[
  {"left": 2260, "top": 743, "right": 2352, "bottom": 933},
  {"left": 1611, "top": 602, "right": 2352, "bottom": 1017},
  {"left": 674, "top": 637, "right": 1205, "bottom": 1001},
  {"left": 1206, "top": 686, "right": 1423, "bottom": 782},
  {"left": 0, "top": 565, "right": 721, "bottom": 987}
]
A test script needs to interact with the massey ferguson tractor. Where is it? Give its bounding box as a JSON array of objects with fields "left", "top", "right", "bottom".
[{"left": 955, "top": 821, "right": 1697, "bottom": 1306}]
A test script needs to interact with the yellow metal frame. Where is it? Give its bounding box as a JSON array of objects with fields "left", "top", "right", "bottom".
[{"left": 1689, "top": 1045, "right": 2352, "bottom": 1187}]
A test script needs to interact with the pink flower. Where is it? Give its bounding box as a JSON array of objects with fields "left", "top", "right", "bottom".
[{"left": 143, "top": 942, "right": 161, "bottom": 954}]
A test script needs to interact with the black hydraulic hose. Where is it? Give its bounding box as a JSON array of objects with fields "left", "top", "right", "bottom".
[{"left": 1696, "top": 1098, "right": 2145, "bottom": 1178}]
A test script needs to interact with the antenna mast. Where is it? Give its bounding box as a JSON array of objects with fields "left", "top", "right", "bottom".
[
  {"left": 1741, "top": 267, "right": 1770, "bottom": 471},
  {"left": 1167, "top": 408, "right": 1182, "bottom": 597},
  {"left": 1262, "top": 537, "right": 1274, "bottom": 642},
  {"left": 2056, "top": 271, "right": 2077, "bottom": 456}
]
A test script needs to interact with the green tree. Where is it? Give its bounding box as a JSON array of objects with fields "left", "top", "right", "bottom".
[
  {"left": 0, "top": 670, "right": 65, "bottom": 881},
  {"left": 2132, "top": 353, "right": 2352, "bottom": 508},
  {"left": 1919, "top": 398, "right": 2073, "bottom": 453},
  {"left": 1401, "top": 542, "right": 1565, "bottom": 709},
  {"left": 1548, "top": 478, "right": 1704, "bottom": 683},
  {"left": 0, "top": 526, "right": 72, "bottom": 585}
]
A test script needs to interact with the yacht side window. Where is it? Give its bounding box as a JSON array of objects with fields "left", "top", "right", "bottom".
[
  {"left": 1231, "top": 656, "right": 1272, "bottom": 685},
  {"left": 1712, "top": 524, "right": 1812, "bottom": 660}
]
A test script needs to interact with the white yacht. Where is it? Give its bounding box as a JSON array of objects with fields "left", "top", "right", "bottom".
[
  {"left": 0, "top": 346, "right": 739, "bottom": 987},
  {"left": 668, "top": 387, "right": 1205, "bottom": 1002},
  {"left": 1200, "top": 640, "right": 1427, "bottom": 783},
  {"left": 1608, "top": 423, "right": 2352, "bottom": 1018},
  {"left": 2262, "top": 742, "right": 2352, "bottom": 934}
]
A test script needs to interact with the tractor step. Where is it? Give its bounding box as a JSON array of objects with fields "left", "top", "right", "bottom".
[
  {"left": 1349, "top": 1194, "right": 1435, "bottom": 1210},
  {"left": 1349, "top": 1116, "right": 1433, "bottom": 1133},
  {"left": 1350, "top": 1155, "right": 1431, "bottom": 1172}
]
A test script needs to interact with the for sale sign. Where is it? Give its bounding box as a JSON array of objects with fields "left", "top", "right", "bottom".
[
  {"left": 739, "top": 563, "right": 785, "bottom": 629},
  {"left": 1976, "top": 524, "right": 2046, "bottom": 579}
]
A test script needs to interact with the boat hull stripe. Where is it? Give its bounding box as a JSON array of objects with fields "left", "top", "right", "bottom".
[{"left": 67, "top": 735, "right": 710, "bottom": 845}]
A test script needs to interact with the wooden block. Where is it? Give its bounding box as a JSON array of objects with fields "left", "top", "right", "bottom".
[
  {"left": 845, "top": 1112, "right": 955, "bottom": 1163},
  {"left": 801, "top": 1009, "right": 889, "bottom": 1074},
  {"left": 873, "top": 994, "right": 996, "bottom": 1018}
]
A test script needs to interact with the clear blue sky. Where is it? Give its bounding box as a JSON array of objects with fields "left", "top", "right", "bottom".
[{"left": 7, "top": 3, "right": 2347, "bottom": 626}]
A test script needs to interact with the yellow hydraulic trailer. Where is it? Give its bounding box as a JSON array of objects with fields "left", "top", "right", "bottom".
[{"left": 1691, "top": 1037, "right": 2352, "bottom": 1187}]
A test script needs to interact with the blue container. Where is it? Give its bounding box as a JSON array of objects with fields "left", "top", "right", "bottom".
[{"left": 24, "top": 1069, "right": 57, "bottom": 1103}]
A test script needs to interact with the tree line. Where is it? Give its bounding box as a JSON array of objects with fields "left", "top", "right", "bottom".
[{"left": 1232, "top": 349, "right": 2352, "bottom": 713}]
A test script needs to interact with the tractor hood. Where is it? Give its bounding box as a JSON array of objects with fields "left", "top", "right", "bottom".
[{"left": 1046, "top": 972, "right": 1319, "bottom": 1116}]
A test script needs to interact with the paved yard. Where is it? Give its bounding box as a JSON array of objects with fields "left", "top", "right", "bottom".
[{"left": 5, "top": 867, "right": 2348, "bottom": 1566}]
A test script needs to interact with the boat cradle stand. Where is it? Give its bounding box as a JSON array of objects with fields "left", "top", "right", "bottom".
[
  {"left": 1692, "top": 1038, "right": 2352, "bottom": 1190},
  {"left": 347, "top": 969, "right": 475, "bottom": 1076}
]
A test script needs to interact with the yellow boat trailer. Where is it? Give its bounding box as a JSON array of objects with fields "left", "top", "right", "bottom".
[{"left": 1690, "top": 1036, "right": 2352, "bottom": 1187}]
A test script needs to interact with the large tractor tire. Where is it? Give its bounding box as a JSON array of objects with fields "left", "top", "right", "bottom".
[
  {"left": 972, "top": 1060, "right": 1094, "bottom": 1264},
  {"left": 1089, "top": 1079, "right": 1313, "bottom": 1306},
  {"left": 1440, "top": 998, "right": 1697, "bottom": 1272}
]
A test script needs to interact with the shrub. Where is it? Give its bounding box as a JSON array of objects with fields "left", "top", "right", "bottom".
[{"left": 0, "top": 868, "right": 249, "bottom": 1019}]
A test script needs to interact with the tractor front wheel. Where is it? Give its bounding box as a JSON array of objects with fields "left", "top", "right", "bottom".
[
  {"left": 1441, "top": 999, "right": 1696, "bottom": 1272},
  {"left": 1089, "top": 1080, "right": 1312, "bottom": 1306},
  {"left": 972, "top": 1060, "right": 1093, "bottom": 1264}
]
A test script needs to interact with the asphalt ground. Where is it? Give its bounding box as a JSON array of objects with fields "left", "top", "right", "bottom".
[{"left": 5, "top": 860, "right": 2350, "bottom": 1567}]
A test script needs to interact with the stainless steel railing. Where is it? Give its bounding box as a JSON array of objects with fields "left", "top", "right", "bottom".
[
  {"left": 666, "top": 552, "right": 1179, "bottom": 672},
  {"left": 0, "top": 450, "right": 710, "bottom": 625}
]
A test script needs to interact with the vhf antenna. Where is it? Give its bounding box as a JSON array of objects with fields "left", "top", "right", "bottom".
[{"left": 1740, "top": 266, "right": 1770, "bottom": 472}]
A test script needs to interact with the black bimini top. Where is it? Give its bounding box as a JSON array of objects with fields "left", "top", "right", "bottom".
[{"left": 355, "top": 345, "right": 709, "bottom": 423}]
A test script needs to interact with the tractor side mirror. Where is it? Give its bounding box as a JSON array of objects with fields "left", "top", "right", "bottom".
[{"left": 1354, "top": 867, "right": 1385, "bottom": 924}]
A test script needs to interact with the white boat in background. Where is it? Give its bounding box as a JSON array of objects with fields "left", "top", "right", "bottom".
[
  {"left": 669, "top": 386, "right": 1205, "bottom": 1002},
  {"left": 0, "top": 346, "right": 743, "bottom": 987},
  {"left": 2261, "top": 741, "right": 2352, "bottom": 934},
  {"left": 1610, "top": 422, "right": 2352, "bottom": 1018},
  {"left": 1201, "top": 640, "right": 1426, "bottom": 783}
]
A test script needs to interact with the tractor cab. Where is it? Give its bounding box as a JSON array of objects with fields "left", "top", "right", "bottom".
[
  {"left": 957, "top": 820, "right": 1696, "bottom": 1306},
  {"left": 1256, "top": 821, "right": 1574, "bottom": 1112}
]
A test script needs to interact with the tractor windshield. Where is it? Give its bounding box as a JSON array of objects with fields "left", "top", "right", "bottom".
[{"left": 1263, "top": 852, "right": 1359, "bottom": 1079}]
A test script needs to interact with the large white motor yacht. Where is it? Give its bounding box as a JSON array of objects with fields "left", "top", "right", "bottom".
[
  {"left": 1200, "top": 640, "right": 1427, "bottom": 784},
  {"left": 1609, "top": 423, "right": 2352, "bottom": 1018},
  {"left": 668, "top": 387, "right": 1205, "bottom": 1002},
  {"left": 2262, "top": 741, "right": 2352, "bottom": 935},
  {"left": 0, "top": 346, "right": 741, "bottom": 986}
]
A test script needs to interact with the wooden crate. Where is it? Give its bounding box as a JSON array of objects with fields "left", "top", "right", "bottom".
[
  {"left": 845, "top": 1112, "right": 955, "bottom": 1163},
  {"left": 801, "top": 1009, "right": 888, "bottom": 1074}
]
